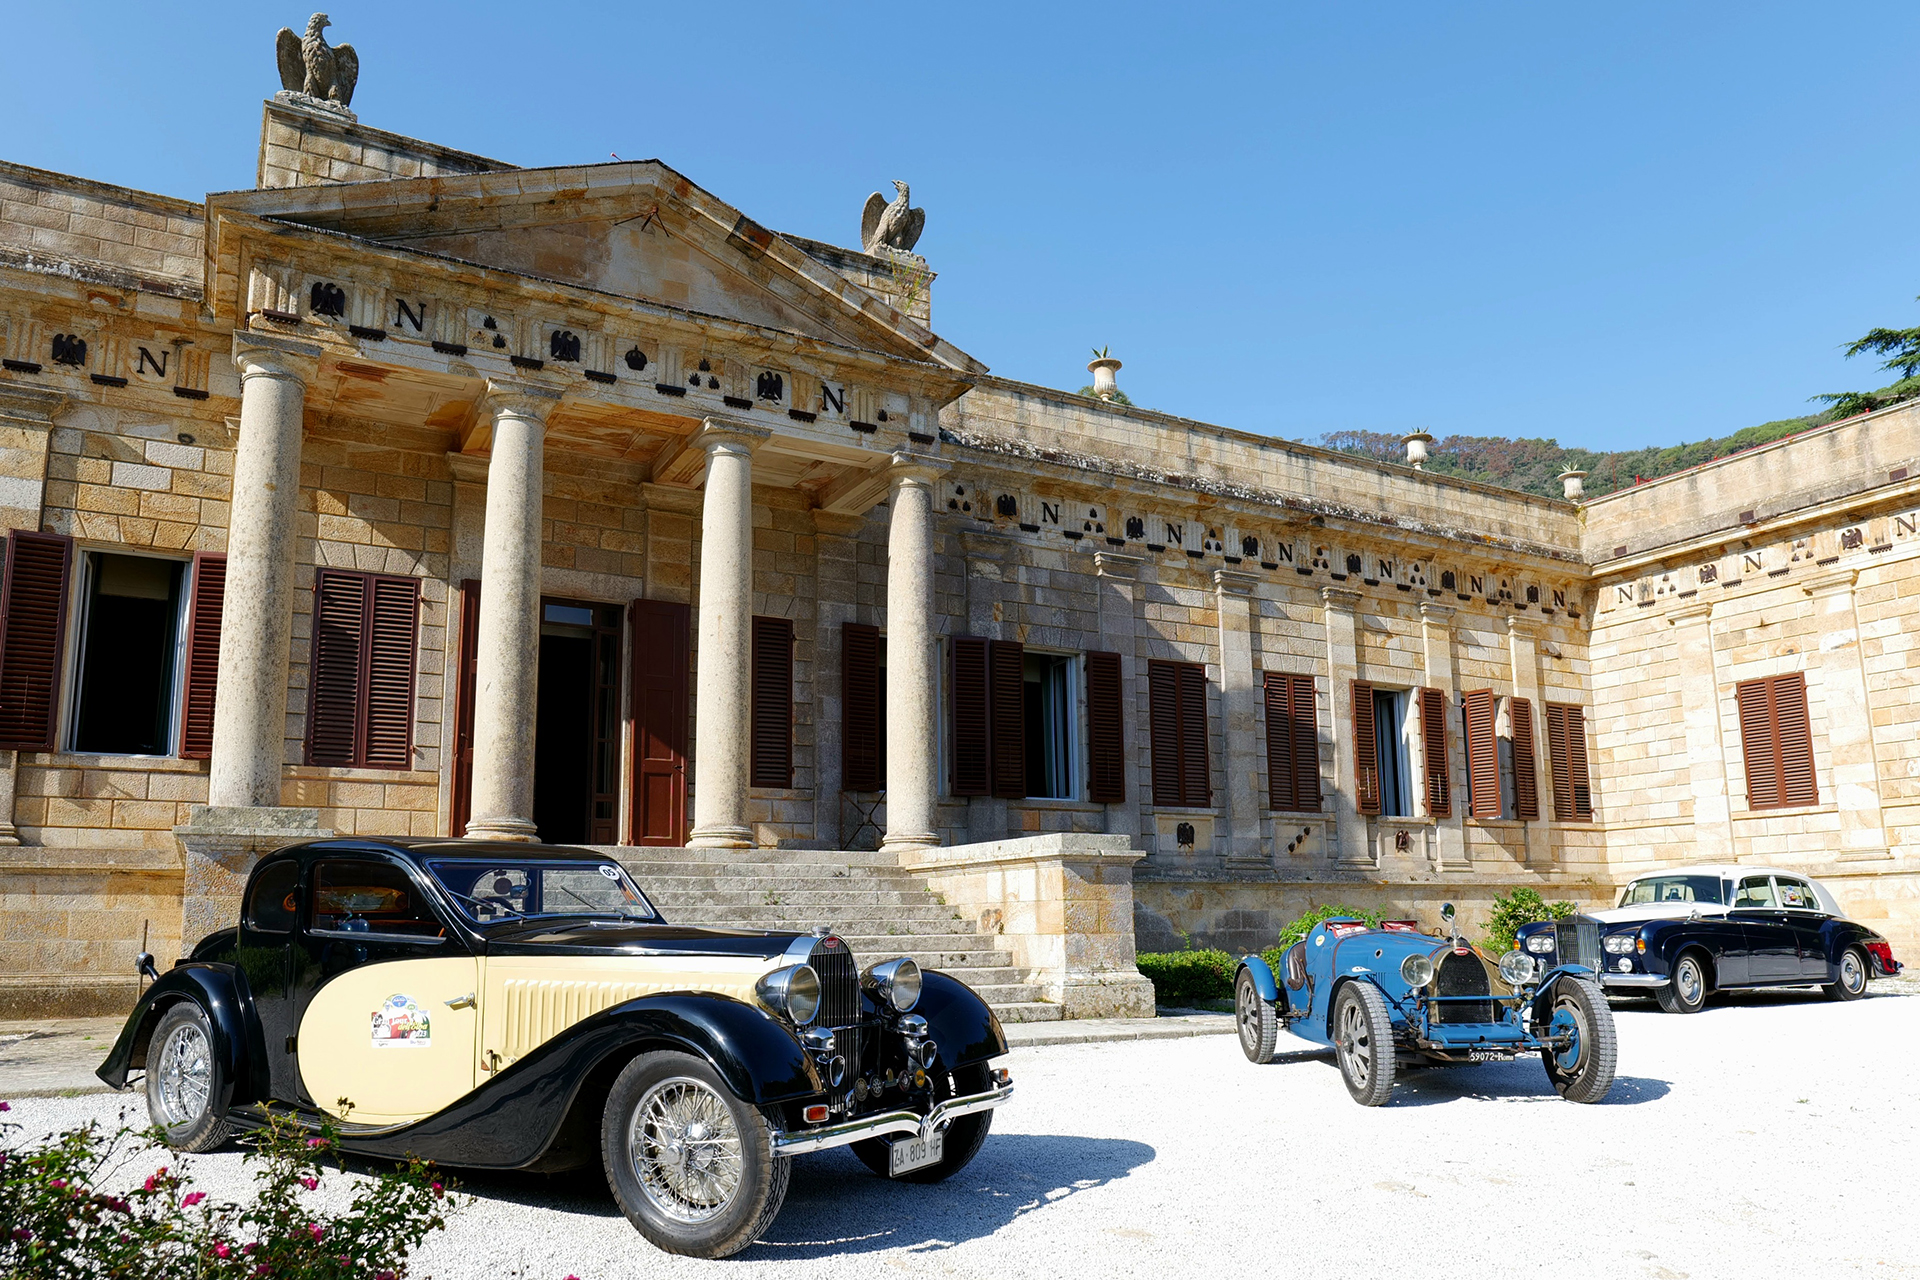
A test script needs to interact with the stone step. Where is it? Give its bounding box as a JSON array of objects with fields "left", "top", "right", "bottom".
[
  {"left": 663, "top": 907, "right": 973, "bottom": 929},
  {"left": 991, "top": 1002, "right": 1065, "bottom": 1024},
  {"left": 598, "top": 847, "right": 900, "bottom": 868},
  {"left": 622, "top": 863, "right": 917, "bottom": 883},
  {"left": 957, "top": 983, "right": 1048, "bottom": 1005},
  {"left": 644, "top": 886, "right": 950, "bottom": 908}
]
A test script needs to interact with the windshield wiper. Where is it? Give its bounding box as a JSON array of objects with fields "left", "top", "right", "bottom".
[{"left": 441, "top": 888, "right": 529, "bottom": 919}]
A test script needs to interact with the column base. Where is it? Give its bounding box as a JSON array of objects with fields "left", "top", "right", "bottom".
[
  {"left": 464, "top": 815, "right": 540, "bottom": 843},
  {"left": 881, "top": 832, "right": 939, "bottom": 859},
  {"left": 174, "top": 805, "right": 330, "bottom": 955},
  {"left": 687, "top": 825, "right": 754, "bottom": 850}
]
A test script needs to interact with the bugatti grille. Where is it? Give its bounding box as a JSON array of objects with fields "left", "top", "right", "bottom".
[
  {"left": 809, "top": 936, "right": 862, "bottom": 1084},
  {"left": 1554, "top": 916, "right": 1603, "bottom": 973},
  {"left": 1433, "top": 951, "right": 1496, "bottom": 1024}
]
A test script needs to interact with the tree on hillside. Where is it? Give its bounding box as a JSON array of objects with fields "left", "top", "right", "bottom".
[{"left": 1813, "top": 297, "right": 1920, "bottom": 419}]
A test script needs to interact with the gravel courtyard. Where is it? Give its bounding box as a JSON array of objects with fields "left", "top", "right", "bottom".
[{"left": 7, "top": 989, "right": 1917, "bottom": 1280}]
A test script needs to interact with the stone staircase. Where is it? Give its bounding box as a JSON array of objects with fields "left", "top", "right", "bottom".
[{"left": 604, "top": 847, "right": 1062, "bottom": 1023}]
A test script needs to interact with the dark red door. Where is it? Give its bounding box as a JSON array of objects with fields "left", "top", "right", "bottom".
[
  {"left": 449, "top": 579, "right": 480, "bottom": 837},
  {"left": 628, "top": 599, "right": 690, "bottom": 846}
]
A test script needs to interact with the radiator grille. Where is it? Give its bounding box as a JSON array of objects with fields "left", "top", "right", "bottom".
[
  {"left": 1433, "top": 951, "right": 1496, "bottom": 1024},
  {"left": 1554, "top": 916, "right": 1602, "bottom": 973},
  {"left": 809, "top": 935, "right": 863, "bottom": 1085}
]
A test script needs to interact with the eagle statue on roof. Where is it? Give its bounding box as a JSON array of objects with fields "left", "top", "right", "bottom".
[
  {"left": 861, "top": 181, "right": 925, "bottom": 256},
  {"left": 276, "top": 13, "right": 359, "bottom": 110}
]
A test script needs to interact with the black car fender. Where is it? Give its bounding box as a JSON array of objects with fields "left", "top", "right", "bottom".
[
  {"left": 908, "top": 970, "right": 1009, "bottom": 1069},
  {"left": 95, "top": 964, "right": 252, "bottom": 1105}
]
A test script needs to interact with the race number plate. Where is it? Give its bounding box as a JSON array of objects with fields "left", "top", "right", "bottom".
[
  {"left": 887, "top": 1130, "right": 944, "bottom": 1177},
  {"left": 1468, "top": 1049, "right": 1512, "bottom": 1062}
]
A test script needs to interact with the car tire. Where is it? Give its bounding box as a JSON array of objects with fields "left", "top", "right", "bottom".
[
  {"left": 1654, "top": 952, "right": 1709, "bottom": 1015},
  {"left": 145, "top": 1002, "right": 230, "bottom": 1153},
  {"left": 601, "top": 1051, "right": 788, "bottom": 1259},
  {"left": 852, "top": 1062, "right": 994, "bottom": 1183},
  {"left": 1235, "top": 967, "right": 1280, "bottom": 1065},
  {"left": 1823, "top": 947, "right": 1869, "bottom": 1002},
  {"left": 1331, "top": 982, "right": 1396, "bottom": 1107},
  {"left": 1542, "top": 978, "right": 1617, "bottom": 1104}
]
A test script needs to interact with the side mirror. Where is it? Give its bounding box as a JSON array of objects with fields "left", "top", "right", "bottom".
[
  {"left": 1441, "top": 903, "right": 1456, "bottom": 923},
  {"left": 135, "top": 952, "right": 159, "bottom": 981}
]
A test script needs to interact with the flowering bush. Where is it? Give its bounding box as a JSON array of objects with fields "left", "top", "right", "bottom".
[{"left": 0, "top": 1101, "right": 454, "bottom": 1279}]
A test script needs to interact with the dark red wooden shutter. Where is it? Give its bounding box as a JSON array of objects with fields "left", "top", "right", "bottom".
[
  {"left": 1148, "top": 660, "right": 1182, "bottom": 806},
  {"left": 989, "top": 639, "right": 1026, "bottom": 800},
  {"left": 1564, "top": 703, "right": 1593, "bottom": 820},
  {"left": 1290, "top": 675, "right": 1321, "bottom": 811},
  {"left": 1464, "top": 688, "right": 1501, "bottom": 819},
  {"left": 1546, "top": 702, "right": 1592, "bottom": 822},
  {"left": 305, "top": 570, "right": 365, "bottom": 767},
  {"left": 1176, "top": 663, "right": 1210, "bottom": 806},
  {"left": 1264, "top": 671, "right": 1298, "bottom": 810},
  {"left": 177, "top": 552, "right": 226, "bottom": 760},
  {"left": 841, "top": 622, "right": 883, "bottom": 792},
  {"left": 1509, "top": 695, "right": 1540, "bottom": 821},
  {"left": 450, "top": 579, "right": 480, "bottom": 835},
  {"left": 1351, "top": 679, "right": 1380, "bottom": 816},
  {"left": 949, "top": 635, "right": 990, "bottom": 797},
  {"left": 1085, "top": 650, "right": 1125, "bottom": 804},
  {"left": 749, "top": 615, "right": 794, "bottom": 787},
  {"left": 1420, "top": 686, "right": 1450, "bottom": 818},
  {"left": 1739, "top": 674, "right": 1817, "bottom": 810},
  {"left": 629, "top": 598, "right": 690, "bottom": 844},
  {"left": 1773, "top": 674, "right": 1817, "bottom": 807},
  {"left": 362, "top": 576, "right": 419, "bottom": 768},
  {"left": 0, "top": 531, "right": 74, "bottom": 751}
]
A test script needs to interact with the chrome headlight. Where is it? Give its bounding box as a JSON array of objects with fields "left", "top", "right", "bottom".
[
  {"left": 1525, "top": 933, "right": 1556, "bottom": 955},
  {"left": 1603, "top": 933, "right": 1637, "bottom": 955},
  {"left": 1399, "top": 953, "right": 1435, "bottom": 989},
  {"left": 1499, "top": 950, "right": 1537, "bottom": 986},
  {"left": 863, "top": 957, "right": 922, "bottom": 1012},
  {"left": 756, "top": 963, "right": 821, "bottom": 1026}
]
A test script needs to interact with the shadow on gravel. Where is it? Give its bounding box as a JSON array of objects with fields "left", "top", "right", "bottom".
[{"left": 1379, "top": 1059, "right": 1672, "bottom": 1107}]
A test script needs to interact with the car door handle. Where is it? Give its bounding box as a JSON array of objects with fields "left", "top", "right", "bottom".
[{"left": 444, "top": 993, "right": 476, "bottom": 1010}]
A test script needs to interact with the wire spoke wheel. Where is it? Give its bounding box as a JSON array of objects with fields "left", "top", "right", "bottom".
[
  {"left": 629, "top": 1078, "right": 745, "bottom": 1224},
  {"left": 155, "top": 1021, "right": 213, "bottom": 1128}
]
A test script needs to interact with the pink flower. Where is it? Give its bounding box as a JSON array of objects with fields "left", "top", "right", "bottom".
[
  {"left": 254, "top": 1266, "right": 270, "bottom": 1277},
  {"left": 11, "top": 1228, "right": 29, "bottom": 1242},
  {"left": 212, "top": 1242, "right": 232, "bottom": 1259},
  {"left": 243, "top": 1242, "right": 259, "bottom": 1255},
  {"left": 300, "top": 1176, "right": 318, "bottom": 1191},
  {"left": 431, "top": 1181, "right": 444, "bottom": 1198},
  {"left": 49, "top": 1178, "right": 66, "bottom": 1190},
  {"left": 181, "top": 1191, "right": 207, "bottom": 1207},
  {"left": 306, "top": 1137, "right": 328, "bottom": 1148},
  {"left": 307, "top": 1223, "right": 325, "bottom": 1241},
  {"left": 104, "top": 1197, "right": 130, "bottom": 1214},
  {"left": 0, "top": 1100, "right": 11, "bottom": 1111}
]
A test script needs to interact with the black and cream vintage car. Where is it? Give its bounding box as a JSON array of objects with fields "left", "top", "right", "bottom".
[{"left": 98, "top": 839, "right": 1013, "bottom": 1258}]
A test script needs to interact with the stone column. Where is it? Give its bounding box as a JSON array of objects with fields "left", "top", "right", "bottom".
[
  {"left": 1668, "top": 603, "right": 1731, "bottom": 857},
  {"left": 882, "top": 453, "right": 948, "bottom": 857},
  {"left": 1803, "top": 570, "right": 1890, "bottom": 860},
  {"left": 1214, "top": 570, "right": 1265, "bottom": 869},
  {"left": 686, "top": 420, "right": 770, "bottom": 849},
  {"left": 1321, "top": 587, "right": 1371, "bottom": 866},
  {"left": 1420, "top": 603, "right": 1470, "bottom": 870},
  {"left": 463, "top": 381, "right": 562, "bottom": 842},
  {"left": 960, "top": 528, "right": 1014, "bottom": 843},
  {"left": 1506, "top": 616, "right": 1552, "bottom": 869},
  {"left": 0, "top": 383, "right": 65, "bottom": 845},
  {"left": 1094, "top": 551, "right": 1143, "bottom": 842},
  {"left": 811, "top": 510, "right": 867, "bottom": 847}
]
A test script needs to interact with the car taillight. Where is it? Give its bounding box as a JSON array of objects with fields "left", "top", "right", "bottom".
[{"left": 1865, "top": 941, "right": 1897, "bottom": 974}]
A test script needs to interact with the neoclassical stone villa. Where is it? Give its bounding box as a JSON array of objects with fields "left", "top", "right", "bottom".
[{"left": 1, "top": 34, "right": 1916, "bottom": 1019}]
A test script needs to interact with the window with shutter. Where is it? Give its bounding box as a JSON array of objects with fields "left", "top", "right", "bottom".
[
  {"left": 70, "top": 552, "right": 187, "bottom": 756},
  {"left": 0, "top": 531, "right": 74, "bottom": 751},
  {"left": 949, "top": 636, "right": 990, "bottom": 797},
  {"left": 841, "top": 623, "right": 883, "bottom": 792},
  {"left": 989, "top": 639, "right": 1026, "bottom": 799},
  {"left": 749, "top": 615, "right": 794, "bottom": 787},
  {"left": 1545, "top": 702, "right": 1593, "bottom": 822},
  {"left": 1177, "top": 663, "right": 1210, "bottom": 806},
  {"left": 303, "top": 569, "right": 420, "bottom": 770},
  {"left": 178, "top": 553, "right": 226, "bottom": 760},
  {"left": 1509, "top": 696, "right": 1540, "bottom": 820},
  {"left": 1085, "top": 650, "right": 1125, "bottom": 804},
  {"left": 1263, "top": 672, "right": 1320, "bottom": 812},
  {"left": 1148, "top": 659, "right": 1210, "bottom": 807},
  {"left": 1463, "top": 688, "right": 1501, "bottom": 819},
  {"left": 1350, "top": 679, "right": 1380, "bottom": 815},
  {"left": 1736, "top": 672, "right": 1818, "bottom": 810},
  {"left": 1419, "top": 686, "right": 1450, "bottom": 818}
]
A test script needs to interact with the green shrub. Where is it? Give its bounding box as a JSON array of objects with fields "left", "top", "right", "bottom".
[
  {"left": 1484, "top": 887, "right": 1576, "bottom": 954},
  {"left": 1135, "top": 949, "right": 1236, "bottom": 1005}
]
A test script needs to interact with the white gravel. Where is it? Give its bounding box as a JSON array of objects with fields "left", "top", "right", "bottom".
[{"left": 8, "top": 988, "right": 1917, "bottom": 1280}]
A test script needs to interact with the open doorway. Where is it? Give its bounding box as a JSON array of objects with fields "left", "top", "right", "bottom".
[{"left": 533, "top": 599, "right": 622, "bottom": 844}]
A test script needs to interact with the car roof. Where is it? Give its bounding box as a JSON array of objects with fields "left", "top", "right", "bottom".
[
  {"left": 269, "top": 838, "right": 627, "bottom": 863},
  {"left": 1623, "top": 864, "right": 1817, "bottom": 882}
]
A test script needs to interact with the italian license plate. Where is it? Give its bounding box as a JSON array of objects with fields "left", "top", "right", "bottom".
[
  {"left": 887, "top": 1131, "right": 944, "bottom": 1177},
  {"left": 1468, "top": 1049, "right": 1512, "bottom": 1062}
]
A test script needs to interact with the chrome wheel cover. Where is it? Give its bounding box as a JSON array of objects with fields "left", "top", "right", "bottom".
[
  {"left": 628, "top": 1077, "right": 744, "bottom": 1224},
  {"left": 1235, "top": 975, "right": 1261, "bottom": 1051},
  {"left": 1674, "top": 958, "right": 1704, "bottom": 1007},
  {"left": 1336, "top": 998, "right": 1372, "bottom": 1086},
  {"left": 154, "top": 1021, "right": 212, "bottom": 1128},
  {"left": 1841, "top": 950, "right": 1866, "bottom": 994}
]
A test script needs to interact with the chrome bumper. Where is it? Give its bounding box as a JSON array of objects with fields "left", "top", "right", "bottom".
[
  {"left": 772, "top": 1080, "right": 1013, "bottom": 1157},
  {"left": 1599, "top": 973, "right": 1668, "bottom": 989}
]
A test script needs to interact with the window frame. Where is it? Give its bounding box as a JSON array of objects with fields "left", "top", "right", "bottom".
[
  {"left": 63, "top": 548, "right": 193, "bottom": 758},
  {"left": 1736, "top": 672, "right": 1819, "bottom": 811},
  {"left": 303, "top": 568, "right": 422, "bottom": 771},
  {"left": 1148, "top": 659, "right": 1210, "bottom": 808}
]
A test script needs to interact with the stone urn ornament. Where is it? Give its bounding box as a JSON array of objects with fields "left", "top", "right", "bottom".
[
  {"left": 1088, "top": 347, "right": 1122, "bottom": 402},
  {"left": 1403, "top": 431, "right": 1434, "bottom": 469},
  {"left": 1557, "top": 468, "right": 1588, "bottom": 501}
]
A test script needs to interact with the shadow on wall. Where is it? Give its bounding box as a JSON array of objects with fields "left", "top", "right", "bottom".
[{"left": 1133, "top": 899, "right": 1277, "bottom": 955}]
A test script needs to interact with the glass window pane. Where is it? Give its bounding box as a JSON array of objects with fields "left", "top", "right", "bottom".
[
  {"left": 311, "top": 860, "right": 442, "bottom": 937},
  {"left": 71, "top": 553, "right": 186, "bottom": 755},
  {"left": 1734, "top": 877, "right": 1776, "bottom": 908},
  {"left": 245, "top": 860, "right": 301, "bottom": 932}
]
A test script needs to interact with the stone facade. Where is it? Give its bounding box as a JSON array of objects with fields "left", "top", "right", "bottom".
[{"left": 1, "top": 80, "right": 1917, "bottom": 1018}]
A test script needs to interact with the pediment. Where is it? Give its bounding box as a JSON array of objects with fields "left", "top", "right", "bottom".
[{"left": 212, "top": 161, "right": 982, "bottom": 374}]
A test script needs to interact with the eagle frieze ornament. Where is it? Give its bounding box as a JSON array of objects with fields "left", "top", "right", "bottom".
[
  {"left": 276, "top": 13, "right": 359, "bottom": 112},
  {"left": 861, "top": 181, "right": 925, "bottom": 256}
]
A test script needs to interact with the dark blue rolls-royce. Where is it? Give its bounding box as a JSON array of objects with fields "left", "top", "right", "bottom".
[{"left": 1515, "top": 865, "right": 1902, "bottom": 1014}]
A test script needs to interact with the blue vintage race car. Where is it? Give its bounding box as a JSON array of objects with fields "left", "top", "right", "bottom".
[{"left": 1235, "top": 905, "right": 1617, "bottom": 1106}]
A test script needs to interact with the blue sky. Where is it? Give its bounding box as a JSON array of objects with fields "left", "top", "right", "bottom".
[{"left": 6, "top": 2, "right": 1916, "bottom": 451}]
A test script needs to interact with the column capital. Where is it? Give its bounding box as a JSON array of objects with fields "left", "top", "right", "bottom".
[
  {"left": 0, "top": 383, "right": 66, "bottom": 428},
  {"left": 483, "top": 379, "right": 563, "bottom": 423},
  {"left": 1213, "top": 568, "right": 1258, "bottom": 596},
  {"left": 887, "top": 451, "right": 950, "bottom": 489},
  {"left": 690, "top": 417, "right": 772, "bottom": 455},
  {"left": 1505, "top": 615, "right": 1539, "bottom": 641},
  {"left": 444, "top": 451, "right": 490, "bottom": 485},
  {"left": 232, "top": 331, "right": 321, "bottom": 384},
  {"left": 1801, "top": 567, "right": 1859, "bottom": 599},
  {"left": 1094, "top": 550, "right": 1143, "bottom": 580},
  {"left": 1418, "top": 601, "right": 1455, "bottom": 625},
  {"left": 1320, "top": 586, "right": 1362, "bottom": 610},
  {"left": 1667, "top": 602, "right": 1714, "bottom": 625}
]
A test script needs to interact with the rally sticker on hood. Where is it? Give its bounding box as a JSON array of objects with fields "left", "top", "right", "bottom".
[{"left": 371, "top": 994, "right": 431, "bottom": 1048}]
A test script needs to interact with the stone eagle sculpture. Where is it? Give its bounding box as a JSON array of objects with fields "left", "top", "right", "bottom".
[
  {"left": 276, "top": 13, "right": 359, "bottom": 109},
  {"left": 861, "top": 181, "right": 925, "bottom": 256}
]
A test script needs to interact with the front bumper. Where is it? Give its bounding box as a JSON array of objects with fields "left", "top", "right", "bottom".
[
  {"left": 1599, "top": 973, "right": 1668, "bottom": 989},
  {"left": 772, "top": 1078, "right": 1013, "bottom": 1157}
]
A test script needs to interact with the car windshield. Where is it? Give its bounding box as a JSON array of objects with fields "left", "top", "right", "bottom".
[
  {"left": 426, "top": 859, "right": 658, "bottom": 924},
  {"left": 1619, "top": 875, "right": 1725, "bottom": 907}
]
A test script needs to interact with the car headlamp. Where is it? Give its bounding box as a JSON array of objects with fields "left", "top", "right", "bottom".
[
  {"left": 1603, "top": 934, "right": 1636, "bottom": 955},
  {"left": 1525, "top": 933, "right": 1556, "bottom": 955},
  {"left": 863, "top": 957, "right": 922, "bottom": 1013},
  {"left": 755, "top": 963, "right": 821, "bottom": 1026},
  {"left": 1399, "top": 954, "right": 1435, "bottom": 988},
  {"left": 1498, "top": 950, "right": 1536, "bottom": 986}
]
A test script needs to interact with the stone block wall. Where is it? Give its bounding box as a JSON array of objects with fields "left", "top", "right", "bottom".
[{"left": 0, "top": 161, "right": 202, "bottom": 294}]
